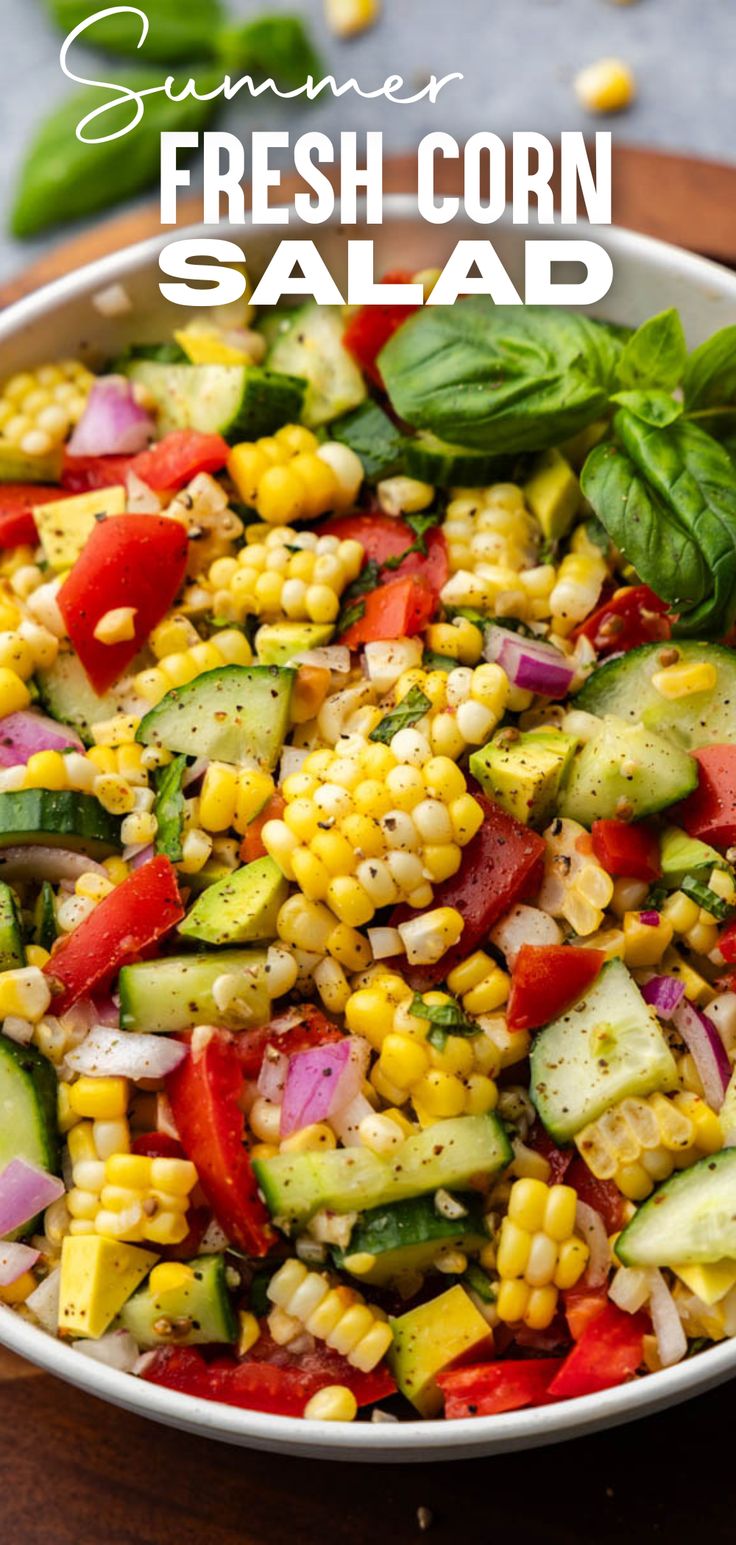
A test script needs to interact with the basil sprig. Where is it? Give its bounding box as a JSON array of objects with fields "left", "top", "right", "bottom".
[
  {"left": 44, "top": 0, "right": 226, "bottom": 60},
  {"left": 370, "top": 687, "right": 432, "bottom": 745},
  {"left": 153, "top": 753, "right": 187, "bottom": 863}
]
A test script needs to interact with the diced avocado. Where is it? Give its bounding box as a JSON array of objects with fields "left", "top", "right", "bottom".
[
  {"left": 332, "top": 1193, "right": 487, "bottom": 1287},
  {"left": 616, "top": 1149, "right": 736, "bottom": 1267},
  {"left": 674, "top": 1260, "right": 736, "bottom": 1306},
  {"left": 469, "top": 730, "right": 577, "bottom": 828},
  {"left": 660, "top": 826, "right": 726, "bottom": 888},
  {"left": 530, "top": 957, "right": 678, "bottom": 1143},
  {"left": 136, "top": 665, "right": 294, "bottom": 770},
  {"left": 37, "top": 645, "right": 149, "bottom": 746},
  {"left": 255, "top": 621, "right": 334, "bottom": 666},
  {"left": 123, "top": 360, "right": 306, "bottom": 441},
  {"left": 178, "top": 856, "right": 287, "bottom": 947},
  {"left": 560, "top": 715, "right": 697, "bottom": 826},
  {"left": 0, "top": 443, "right": 62, "bottom": 483},
  {"left": 0, "top": 790, "right": 121, "bottom": 857},
  {"left": 119, "top": 949, "right": 270, "bottom": 1031},
  {"left": 34, "top": 487, "right": 126, "bottom": 571},
  {"left": 58, "top": 1235, "right": 158, "bottom": 1339},
  {"left": 575, "top": 642, "right": 736, "bottom": 751},
  {"left": 0, "top": 882, "right": 25, "bottom": 970},
  {"left": 266, "top": 303, "right": 367, "bottom": 427},
  {"left": 120, "top": 1255, "right": 237, "bottom": 1347},
  {"left": 254, "top": 1114, "right": 512, "bottom": 1229},
  {"left": 388, "top": 1285, "right": 492, "bottom": 1416},
  {"left": 524, "top": 449, "right": 580, "bottom": 540},
  {"left": 0, "top": 1040, "right": 59, "bottom": 1222},
  {"left": 173, "top": 328, "right": 251, "bottom": 366}
]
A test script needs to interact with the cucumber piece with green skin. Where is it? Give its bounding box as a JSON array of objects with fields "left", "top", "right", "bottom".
[
  {"left": 37, "top": 646, "right": 148, "bottom": 746},
  {"left": 0, "top": 791, "right": 121, "bottom": 857},
  {"left": 178, "top": 857, "right": 287, "bottom": 947},
  {"left": 331, "top": 399, "right": 405, "bottom": 480},
  {"left": 559, "top": 715, "right": 697, "bottom": 826},
  {"left": 0, "top": 882, "right": 25, "bottom": 970},
  {"left": 120, "top": 1255, "right": 237, "bottom": 1347},
  {"left": 530, "top": 957, "right": 678, "bottom": 1143},
  {"left": 659, "top": 826, "right": 727, "bottom": 887},
  {"left": 0, "top": 1039, "right": 59, "bottom": 1234},
  {"left": 255, "top": 621, "right": 334, "bottom": 666},
  {"left": 136, "top": 665, "right": 294, "bottom": 770},
  {"left": 33, "top": 881, "right": 57, "bottom": 954},
  {"left": 616, "top": 1150, "right": 736, "bottom": 1267},
  {"left": 254, "top": 1114, "right": 511, "bottom": 1230},
  {"left": 119, "top": 949, "right": 270, "bottom": 1031},
  {"left": 332, "top": 1193, "right": 488, "bottom": 1286},
  {"left": 404, "top": 433, "right": 510, "bottom": 488},
  {"left": 123, "top": 361, "right": 306, "bottom": 441},
  {"left": 575, "top": 641, "right": 736, "bottom": 750},
  {"left": 266, "top": 304, "right": 367, "bottom": 427}
]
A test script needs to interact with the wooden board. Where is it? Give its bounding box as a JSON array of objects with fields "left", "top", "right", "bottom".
[{"left": 1, "top": 146, "right": 735, "bottom": 307}]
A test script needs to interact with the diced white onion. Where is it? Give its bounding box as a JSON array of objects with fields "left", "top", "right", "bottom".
[{"left": 648, "top": 1268, "right": 687, "bottom": 1367}]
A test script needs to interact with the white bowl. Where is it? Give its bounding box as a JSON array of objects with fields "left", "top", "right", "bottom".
[{"left": 2, "top": 201, "right": 736, "bottom": 1460}]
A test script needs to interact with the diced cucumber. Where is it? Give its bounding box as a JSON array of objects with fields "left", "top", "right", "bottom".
[
  {"left": 254, "top": 1114, "right": 511, "bottom": 1229},
  {"left": 178, "top": 857, "right": 287, "bottom": 947},
  {"left": 0, "top": 791, "right": 121, "bottom": 857},
  {"left": 37, "top": 646, "right": 148, "bottom": 746},
  {"left": 118, "top": 949, "right": 270, "bottom": 1031},
  {"left": 266, "top": 304, "right": 367, "bottom": 427},
  {"left": 123, "top": 361, "right": 306, "bottom": 441},
  {"left": 136, "top": 665, "right": 294, "bottom": 770},
  {"left": 332, "top": 1193, "right": 487, "bottom": 1286},
  {"left": 660, "top": 826, "right": 726, "bottom": 888},
  {"left": 530, "top": 958, "right": 678, "bottom": 1142},
  {"left": 404, "top": 433, "right": 508, "bottom": 488},
  {"left": 560, "top": 716, "right": 697, "bottom": 825},
  {"left": 120, "top": 1254, "right": 237, "bottom": 1347},
  {"left": 0, "top": 882, "right": 25, "bottom": 971},
  {"left": 331, "top": 399, "right": 405, "bottom": 480},
  {"left": 575, "top": 642, "right": 736, "bottom": 750},
  {"left": 616, "top": 1150, "right": 736, "bottom": 1267},
  {"left": 0, "top": 1039, "right": 59, "bottom": 1232}
]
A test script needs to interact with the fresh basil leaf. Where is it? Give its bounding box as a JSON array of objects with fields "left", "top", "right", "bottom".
[
  {"left": 215, "top": 15, "right": 323, "bottom": 88},
  {"left": 610, "top": 389, "right": 683, "bottom": 428},
  {"left": 12, "top": 67, "right": 220, "bottom": 236},
  {"left": 154, "top": 754, "right": 187, "bottom": 863},
  {"left": 643, "top": 884, "right": 668, "bottom": 912},
  {"left": 680, "top": 875, "right": 734, "bottom": 921},
  {"left": 405, "top": 510, "right": 442, "bottom": 547},
  {"left": 409, "top": 994, "right": 477, "bottom": 1037},
  {"left": 370, "top": 686, "right": 432, "bottom": 745},
  {"left": 379, "top": 303, "right": 621, "bottom": 455},
  {"left": 683, "top": 326, "right": 736, "bottom": 411},
  {"left": 113, "top": 342, "right": 188, "bottom": 368},
  {"left": 332, "top": 400, "right": 405, "bottom": 481},
  {"left": 463, "top": 1264, "right": 496, "bottom": 1303},
  {"left": 43, "top": 0, "right": 225, "bottom": 59},
  {"left": 616, "top": 309, "right": 687, "bottom": 391},
  {"left": 336, "top": 598, "right": 366, "bottom": 635},
  {"left": 422, "top": 650, "right": 457, "bottom": 672}
]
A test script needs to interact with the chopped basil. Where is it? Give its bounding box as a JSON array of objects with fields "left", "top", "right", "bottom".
[
  {"left": 369, "top": 686, "right": 432, "bottom": 745},
  {"left": 681, "top": 874, "right": 734, "bottom": 921}
]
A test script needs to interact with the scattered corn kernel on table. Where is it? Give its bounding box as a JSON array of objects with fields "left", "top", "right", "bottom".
[{"left": 1, "top": 150, "right": 736, "bottom": 1545}]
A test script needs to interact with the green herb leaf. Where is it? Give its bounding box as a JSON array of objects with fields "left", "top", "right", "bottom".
[
  {"left": 610, "top": 389, "right": 684, "bottom": 428},
  {"left": 370, "top": 686, "right": 432, "bottom": 745},
  {"left": 405, "top": 510, "right": 442, "bottom": 547},
  {"left": 616, "top": 309, "right": 687, "bottom": 391},
  {"left": 336, "top": 558, "right": 381, "bottom": 634},
  {"left": 154, "top": 753, "right": 187, "bottom": 863},
  {"left": 643, "top": 884, "right": 668, "bottom": 912},
  {"left": 463, "top": 1264, "right": 496, "bottom": 1303},
  {"left": 422, "top": 650, "right": 457, "bottom": 672},
  {"left": 683, "top": 326, "right": 736, "bottom": 412},
  {"left": 332, "top": 399, "right": 406, "bottom": 481},
  {"left": 680, "top": 874, "right": 734, "bottom": 921},
  {"left": 43, "top": 0, "right": 225, "bottom": 60},
  {"left": 336, "top": 599, "right": 366, "bottom": 635},
  {"left": 113, "top": 342, "right": 189, "bottom": 368},
  {"left": 409, "top": 994, "right": 478, "bottom": 1039},
  {"left": 214, "top": 15, "right": 323, "bottom": 88}
]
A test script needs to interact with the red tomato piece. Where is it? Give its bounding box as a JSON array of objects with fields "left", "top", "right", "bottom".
[
  {"left": 339, "top": 574, "right": 435, "bottom": 649},
  {"left": 674, "top": 745, "right": 736, "bottom": 849},
  {"left": 392, "top": 796, "right": 546, "bottom": 990},
  {"left": 507, "top": 945, "right": 606, "bottom": 1032},
  {"left": 142, "top": 1339, "right": 395, "bottom": 1417},
  {"left": 591, "top": 819, "right": 661, "bottom": 882},
  {"left": 236, "top": 1005, "right": 344, "bottom": 1080},
  {"left": 320, "top": 513, "right": 449, "bottom": 598},
  {"left": 0, "top": 485, "right": 65, "bottom": 548},
  {"left": 238, "top": 791, "right": 286, "bottom": 865},
  {"left": 44, "top": 855, "right": 183, "bottom": 1014},
  {"left": 342, "top": 270, "right": 420, "bottom": 387},
  {"left": 717, "top": 921, "right": 736, "bottom": 965},
  {"left": 546, "top": 1303, "right": 647, "bottom": 1400},
  {"left": 166, "top": 1030, "right": 274, "bottom": 1257},
  {"left": 437, "top": 1359, "right": 556, "bottom": 1418},
  {"left": 527, "top": 1124, "right": 574, "bottom": 1184},
  {"left": 130, "top": 1132, "right": 185, "bottom": 1159},
  {"left": 57, "top": 513, "right": 188, "bottom": 693},
  {"left": 565, "top": 1157, "right": 628, "bottom": 1235},
  {"left": 575, "top": 585, "right": 671, "bottom": 656},
  {"left": 62, "top": 430, "right": 230, "bottom": 494},
  {"left": 563, "top": 1287, "right": 609, "bottom": 1342}
]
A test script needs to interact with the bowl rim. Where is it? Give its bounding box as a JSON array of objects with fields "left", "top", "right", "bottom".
[{"left": 1, "top": 201, "right": 736, "bottom": 1457}]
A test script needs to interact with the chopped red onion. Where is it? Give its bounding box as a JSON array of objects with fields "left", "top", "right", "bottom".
[
  {"left": 0, "top": 711, "right": 82, "bottom": 767},
  {"left": 639, "top": 910, "right": 661, "bottom": 927},
  {"left": 67, "top": 375, "right": 154, "bottom": 457},
  {"left": 66, "top": 1026, "right": 186, "bottom": 1080},
  {"left": 0, "top": 1159, "right": 64, "bottom": 1238},
  {"left": 575, "top": 1200, "right": 610, "bottom": 1287},
  {"left": 0, "top": 1240, "right": 40, "bottom": 1284},
  {"left": 257, "top": 1045, "right": 289, "bottom": 1104},
  {"left": 484, "top": 625, "right": 576, "bottom": 699},
  {"left": 672, "top": 998, "right": 731, "bottom": 1111},
  {"left": 0, "top": 846, "right": 105, "bottom": 884},
  {"left": 126, "top": 842, "right": 155, "bottom": 870},
  {"left": 642, "top": 975, "right": 685, "bottom": 1019},
  {"left": 280, "top": 1038, "right": 369, "bottom": 1137}
]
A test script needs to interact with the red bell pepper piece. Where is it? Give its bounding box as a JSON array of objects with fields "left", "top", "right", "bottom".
[
  {"left": 130, "top": 1132, "right": 185, "bottom": 1160},
  {"left": 717, "top": 920, "right": 736, "bottom": 964},
  {"left": 575, "top": 585, "right": 671, "bottom": 656},
  {"left": 236, "top": 1005, "right": 344, "bottom": 1080},
  {"left": 392, "top": 796, "right": 546, "bottom": 989},
  {"left": 142, "top": 1337, "right": 395, "bottom": 1417},
  {"left": 528, "top": 1124, "right": 573, "bottom": 1184},
  {"left": 507, "top": 944, "right": 606, "bottom": 1032},
  {"left": 57, "top": 513, "right": 188, "bottom": 693},
  {"left": 437, "top": 1359, "right": 556, "bottom": 1418},
  {"left": 563, "top": 1287, "right": 609, "bottom": 1341},
  {"left": 0, "top": 484, "right": 65, "bottom": 548},
  {"left": 674, "top": 745, "right": 736, "bottom": 849},
  {"left": 342, "top": 270, "right": 421, "bottom": 387},
  {"left": 546, "top": 1302, "right": 647, "bottom": 1400},
  {"left": 44, "top": 855, "right": 183, "bottom": 1014},
  {"left": 238, "top": 791, "right": 286, "bottom": 865},
  {"left": 340, "top": 574, "right": 435, "bottom": 649},
  {"left": 591, "top": 818, "right": 661, "bottom": 883},
  {"left": 320, "top": 513, "right": 449, "bottom": 599},
  {"left": 565, "top": 1156, "right": 628, "bottom": 1235},
  {"left": 166, "top": 1030, "right": 274, "bottom": 1257},
  {"left": 62, "top": 430, "right": 230, "bottom": 494}
]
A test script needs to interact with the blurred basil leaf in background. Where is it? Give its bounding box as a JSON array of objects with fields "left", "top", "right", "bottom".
[
  {"left": 44, "top": 0, "right": 226, "bottom": 61},
  {"left": 215, "top": 15, "right": 323, "bottom": 87}
]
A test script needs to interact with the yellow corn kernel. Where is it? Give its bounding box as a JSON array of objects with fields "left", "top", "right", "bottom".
[
  {"left": 379, "top": 1032, "right": 430, "bottom": 1089},
  {"left": 412, "top": 1069, "right": 466, "bottom": 1119},
  {"left": 75, "top": 871, "right": 115, "bottom": 903},
  {"left": 104, "top": 1153, "right": 151, "bottom": 1188},
  {"left": 279, "top": 1123, "right": 337, "bottom": 1155},
  {"left": 507, "top": 1178, "right": 549, "bottom": 1233},
  {"left": 142, "top": 1212, "right": 190, "bottom": 1246},
  {"left": 234, "top": 769, "right": 274, "bottom": 833},
  {"left": 94, "top": 773, "right": 136, "bottom": 815},
  {"left": 464, "top": 968, "right": 510, "bottom": 1015},
  {"left": 103, "top": 856, "right": 130, "bottom": 886},
  {"left": 199, "top": 763, "right": 238, "bottom": 832},
  {"left": 149, "top": 1262, "right": 195, "bottom": 1296},
  {"left": 303, "top": 1384, "right": 358, "bottom": 1422},
  {"left": 69, "top": 1077, "right": 128, "bottom": 1120},
  {"left": 0, "top": 1271, "right": 36, "bottom": 1305},
  {"left": 93, "top": 606, "right": 137, "bottom": 645},
  {"left": 574, "top": 56, "right": 636, "bottom": 114},
  {"left": 623, "top": 911, "right": 674, "bottom": 968},
  {"left": 496, "top": 1278, "right": 530, "bottom": 1323},
  {"left": 524, "top": 1286, "right": 559, "bottom": 1330},
  {"left": 0, "top": 966, "right": 50, "bottom": 1022},
  {"left": 238, "top": 1310, "right": 261, "bottom": 1356},
  {"left": 26, "top": 944, "right": 50, "bottom": 969},
  {"left": 0, "top": 667, "right": 30, "bottom": 716},
  {"left": 22, "top": 748, "right": 68, "bottom": 791},
  {"left": 543, "top": 1184, "right": 578, "bottom": 1242}
]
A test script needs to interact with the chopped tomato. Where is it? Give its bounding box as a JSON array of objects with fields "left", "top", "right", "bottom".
[
  {"left": 528, "top": 1124, "right": 573, "bottom": 1184},
  {"left": 166, "top": 1030, "right": 274, "bottom": 1257},
  {"left": 57, "top": 513, "right": 188, "bottom": 693},
  {"left": 547, "top": 1303, "right": 647, "bottom": 1400},
  {"left": 437, "top": 1359, "right": 556, "bottom": 1418},
  {"left": 142, "top": 1335, "right": 395, "bottom": 1417},
  {"left": 717, "top": 920, "right": 736, "bottom": 965},
  {"left": 342, "top": 270, "right": 421, "bottom": 387},
  {"left": 238, "top": 792, "right": 286, "bottom": 865},
  {"left": 675, "top": 745, "right": 736, "bottom": 849},
  {"left": 565, "top": 1156, "right": 628, "bottom": 1235},
  {"left": 591, "top": 819, "right": 661, "bottom": 882},
  {"left": 320, "top": 513, "right": 449, "bottom": 598},
  {"left": 393, "top": 796, "right": 546, "bottom": 990},
  {"left": 44, "top": 855, "right": 183, "bottom": 1014},
  {"left": 563, "top": 1287, "right": 609, "bottom": 1342},
  {"left": 130, "top": 1132, "right": 185, "bottom": 1160},
  {"left": 575, "top": 585, "right": 671, "bottom": 656},
  {"left": 0, "top": 484, "right": 65, "bottom": 548},
  {"left": 236, "top": 1005, "right": 344, "bottom": 1080},
  {"left": 62, "top": 430, "right": 230, "bottom": 494},
  {"left": 507, "top": 945, "right": 605, "bottom": 1032},
  {"left": 340, "top": 574, "right": 435, "bottom": 649}
]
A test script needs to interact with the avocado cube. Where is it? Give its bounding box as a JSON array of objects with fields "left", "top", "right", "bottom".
[
  {"left": 523, "top": 449, "right": 580, "bottom": 541},
  {"left": 388, "top": 1284, "right": 492, "bottom": 1416},
  {"left": 35, "top": 486, "right": 126, "bottom": 571},
  {"left": 674, "top": 1260, "right": 736, "bottom": 1306},
  {"left": 255, "top": 621, "right": 334, "bottom": 666},
  {"left": 58, "top": 1235, "right": 157, "bottom": 1339},
  {"left": 469, "top": 730, "right": 577, "bottom": 827},
  {"left": 659, "top": 825, "right": 725, "bottom": 888},
  {"left": 178, "top": 855, "right": 288, "bottom": 946}
]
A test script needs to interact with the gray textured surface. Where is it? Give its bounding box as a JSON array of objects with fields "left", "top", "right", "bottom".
[{"left": 0, "top": 0, "right": 733, "bottom": 285}]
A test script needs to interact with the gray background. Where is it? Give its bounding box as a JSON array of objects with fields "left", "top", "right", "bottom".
[{"left": 0, "top": 0, "right": 734, "bottom": 285}]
